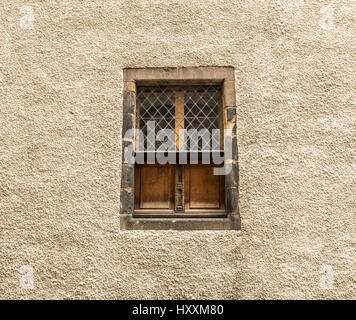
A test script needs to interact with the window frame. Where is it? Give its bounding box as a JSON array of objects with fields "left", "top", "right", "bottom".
[{"left": 120, "top": 67, "right": 240, "bottom": 230}]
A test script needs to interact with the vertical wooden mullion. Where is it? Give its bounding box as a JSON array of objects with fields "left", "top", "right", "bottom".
[
  {"left": 184, "top": 165, "right": 190, "bottom": 210},
  {"left": 175, "top": 164, "right": 184, "bottom": 212},
  {"left": 175, "top": 91, "right": 184, "bottom": 151},
  {"left": 174, "top": 90, "right": 185, "bottom": 212}
]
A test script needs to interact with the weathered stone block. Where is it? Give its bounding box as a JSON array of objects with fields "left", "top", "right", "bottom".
[
  {"left": 120, "top": 164, "right": 134, "bottom": 188},
  {"left": 226, "top": 188, "right": 238, "bottom": 214},
  {"left": 123, "top": 81, "right": 136, "bottom": 93},
  {"left": 223, "top": 80, "right": 236, "bottom": 107},
  {"left": 231, "top": 135, "right": 238, "bottom": 161},
  {"left": 120, "top": 188, "right": 134, "bottom": 215},
  {"left": 123, "top": 91, "right": 135, "bottom": 114},
  {"left": 225, "top": 163, "right": 239, "bottom": 189},
  {"left": 226, "top": 107, "right": 236, "bottom": 121},
  {"left": 122, "top": 113, "right": 135, "bottom": 137}
]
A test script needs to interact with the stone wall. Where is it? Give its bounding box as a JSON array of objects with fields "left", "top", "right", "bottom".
[{"left": 0, "top": 0, "right": 354, "bottom": 299}]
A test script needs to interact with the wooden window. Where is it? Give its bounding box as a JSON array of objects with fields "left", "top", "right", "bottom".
[{"left": 134, "top": 86, "right": 225, "bottom": 217}]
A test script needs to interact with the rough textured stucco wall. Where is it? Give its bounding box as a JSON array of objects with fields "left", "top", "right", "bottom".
[{"left": 0, "top": 0, "right": 355, "bottom": 299}]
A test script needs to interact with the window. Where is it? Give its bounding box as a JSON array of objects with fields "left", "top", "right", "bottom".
[
  {"left": 134, "top": 85, "right": 225, "bottom": 216},
  {"left": 120, "top": 67, "right": 240, "bottom": 230},
  {"left": 136, "top": 86, "right": 222, "bottom": 152}
]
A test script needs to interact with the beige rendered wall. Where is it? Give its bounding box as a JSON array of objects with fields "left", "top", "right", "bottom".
[{"left": 0, "top": 0, "right": 355, "bottom": 299}]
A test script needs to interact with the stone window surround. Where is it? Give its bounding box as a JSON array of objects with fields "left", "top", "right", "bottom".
[{"left": 120, "top": 66, "right": 240, "bottom": 230}]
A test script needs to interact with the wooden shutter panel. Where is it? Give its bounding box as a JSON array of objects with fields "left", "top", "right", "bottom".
[
  {"left": 185, "top": 164, "right": 225, "bottom": 211},
  {"left": 135, "top": 165, "right": 174, "bottom": 209}
]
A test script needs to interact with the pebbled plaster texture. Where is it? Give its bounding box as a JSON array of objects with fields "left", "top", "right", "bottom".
[{"left": 0, "top": 0, "right": 355, "bottom": 299}]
